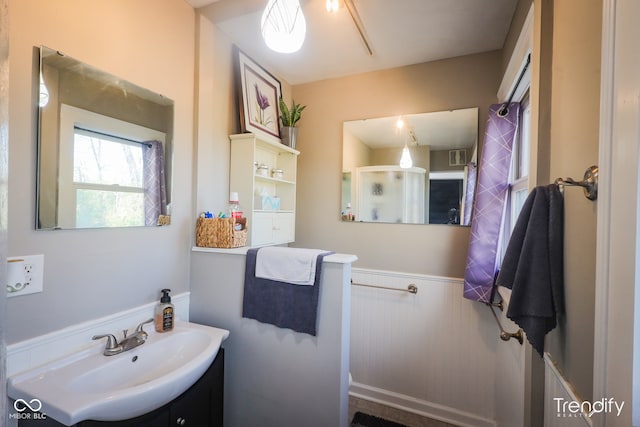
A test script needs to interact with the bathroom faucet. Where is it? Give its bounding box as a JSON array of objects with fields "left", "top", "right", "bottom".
[{"left": 92, "top": 318, "right": 154, "bottom": 356}]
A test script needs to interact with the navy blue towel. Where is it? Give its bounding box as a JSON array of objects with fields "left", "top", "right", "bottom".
[
  {"left": 242, "top": 248, "right": 331, "bottom": 336},
  {"left": 496, "top": 184, "right": 565, "bottom": 356}
]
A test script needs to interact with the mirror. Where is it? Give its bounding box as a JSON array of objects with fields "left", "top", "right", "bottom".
[
  {"left": 36, "top": 46, "right": 174, "bottom": 230},
  {"left": 342, "top": 108, "right": 478, "bottom": 225}
]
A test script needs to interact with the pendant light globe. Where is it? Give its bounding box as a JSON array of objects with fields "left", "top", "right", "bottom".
[
  {"left": 400, "top": 145, "right": 413, "bottom": 169},
  {"left": 261, "top": 0, "right": 306, "bottom": 53}
]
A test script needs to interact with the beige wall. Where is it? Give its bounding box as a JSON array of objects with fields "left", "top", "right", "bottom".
[
  {"left": 370, "top": 145, "right": 430, "bottom": 171},
  {"left": 342, "top": 129, "right": 371, "bottom": 173},
  {"left": 292, "top": 51, "right": 501, "bottom": 277},
  {"left": 502, "top": 0, "right": 534, "bottom": 74},
  {"left": 545, "top": 0, "right": 602, "bottom": 402},
  {"left": 7, "top": 0, "right": 195, "bottom": 343},
  {"left": 194, "top": 13, "right": 292, "bottom": 217}
]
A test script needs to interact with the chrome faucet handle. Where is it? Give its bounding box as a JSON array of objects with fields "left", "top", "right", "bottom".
[
  {"left": 135, "top": 318, "right": 154, "bottom": 335},
  {"left": 92, "top": 334, "right": 119, "bottom": 350}
]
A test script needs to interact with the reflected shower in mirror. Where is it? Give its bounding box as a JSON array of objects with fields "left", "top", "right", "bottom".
[
  {"left": 36, "top": 46, "right": 174, "bottom": 230},
  {"left": 341, "top": 108, "right": 478, "bottom": 225}
]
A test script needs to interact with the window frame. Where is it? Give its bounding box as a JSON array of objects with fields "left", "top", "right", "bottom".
[
  {"left": 501, "top": 91, "right": 531, "bottom": 262},
  {"left": 58, "top": 104, "right": 165, "bottom": 228}
]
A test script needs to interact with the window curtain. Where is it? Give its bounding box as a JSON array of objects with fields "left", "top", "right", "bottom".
[
  {"left": 143, "top": 140, "right": 167, "bottom": 226},
  {"left": 463, "top": 103, "right": 520, "bottom": 303},
  {"left": 462, "top": 162, "right": 477, "bottom": 226}
]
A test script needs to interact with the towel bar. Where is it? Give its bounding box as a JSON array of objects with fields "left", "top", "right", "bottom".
[
  {"left": 554, "top": 165, "right": 598, "bottom": 201},
  {"left": 351, "top": 281, "right": 418, "bottom": 294},
  {"left": 487, "top": 302, "right": 523, "bottom": 344}
]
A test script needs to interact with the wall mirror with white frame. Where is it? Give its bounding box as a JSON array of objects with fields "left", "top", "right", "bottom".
[
  {"left": 341, "top": 107, "right": 479, "bottom": 225},
  {"left": 36, "top": 46, "right": 174, "bottom": 230}
]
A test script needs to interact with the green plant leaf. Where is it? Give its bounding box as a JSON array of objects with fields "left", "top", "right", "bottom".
[{"left": 279, "top": 98, "right": 306, "bottom": 127}]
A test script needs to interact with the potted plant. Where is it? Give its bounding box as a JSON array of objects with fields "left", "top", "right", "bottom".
[{"left": 279, "top": 98, "right": 306, "bottom": 149}]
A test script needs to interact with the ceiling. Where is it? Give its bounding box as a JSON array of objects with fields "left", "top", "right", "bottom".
[
  {"left": 190, "top": 0, "right": 518, "bottom": 85},
  {"left": 344, "top": 108, "right": 479, "bottom": 151}
]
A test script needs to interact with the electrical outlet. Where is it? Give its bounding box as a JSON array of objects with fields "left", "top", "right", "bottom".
[
  {"left": 7, "top": 254, "right": 44, "bottom": 297},
  {"left": 24, "top": 262, "right": 34, "bottom": 284}
]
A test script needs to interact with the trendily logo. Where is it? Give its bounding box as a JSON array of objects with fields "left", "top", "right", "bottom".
[
  {"left": 14, "top": 398, "right": 42, "bottom": 412},
  {"left": 554, "top": 397, "right": 624, "bottom": 418}
]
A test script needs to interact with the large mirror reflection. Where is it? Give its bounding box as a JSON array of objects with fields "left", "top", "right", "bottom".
[
  {"left": 36, "top": 46, "right": 174, "bottom": 230},
  {"left": 341, "top": 108, "right": 478, "bottom": 225}
]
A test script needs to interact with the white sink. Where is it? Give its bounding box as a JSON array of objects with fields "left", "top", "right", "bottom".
[{"left": 8, "top": 320, "right": 229, "bottom": 426}]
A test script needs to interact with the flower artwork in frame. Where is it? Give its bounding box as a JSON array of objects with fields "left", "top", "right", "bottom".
[{"left": 236, "top": 49, "right": 282, "bottom": 140}]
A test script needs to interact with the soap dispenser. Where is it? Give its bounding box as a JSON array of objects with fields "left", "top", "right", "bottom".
[{"left": 155, "top": 288, "right": 174, "bottom": 332}]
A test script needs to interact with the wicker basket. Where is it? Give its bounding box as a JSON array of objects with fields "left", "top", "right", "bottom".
[{"left": 196, "top": 217, "right": 247, "bottom": 248}]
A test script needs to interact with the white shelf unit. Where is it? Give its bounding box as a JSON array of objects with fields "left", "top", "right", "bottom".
[{"left": 229, "top": 133, "right": 299, "bottom": 247}]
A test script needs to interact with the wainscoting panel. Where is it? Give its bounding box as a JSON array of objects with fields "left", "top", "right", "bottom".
[
  {"left": 544, "top": 353, "right": 592, "bottom": 427},
  {"left": 349, "top": 269, "right": 499, "bottom": 427}
]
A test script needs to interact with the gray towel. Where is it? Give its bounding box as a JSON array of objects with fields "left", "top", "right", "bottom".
[
  {"left": 496, "top": 184, "right": 564, "bottom": 356},
  {"left": 242, "top": 248, "right": 332, "bottom": 336}
]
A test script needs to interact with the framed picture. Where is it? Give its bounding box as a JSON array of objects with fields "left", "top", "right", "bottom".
[{"left": 236, "top": 49, "right": 282, "bottom": 140}]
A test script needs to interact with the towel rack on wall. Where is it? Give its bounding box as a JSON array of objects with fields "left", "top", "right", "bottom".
[
  {"left": 554, "top": 165, "right": 598, "bottom": 201},
  {"left": 487, "top": 301, "right": 523, "bottom": 344},
  {"left": 351, "top": 280, "right": 418, "bottom": 294}
]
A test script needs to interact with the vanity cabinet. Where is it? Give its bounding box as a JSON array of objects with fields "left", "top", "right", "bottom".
[
  {"left": 19, "top": 349, "right": 224, "bottom": 427},
  {"left": 229, "top": 133, "right": 299, "bottom": 246}
]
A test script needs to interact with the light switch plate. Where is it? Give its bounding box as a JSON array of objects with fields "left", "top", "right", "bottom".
[{"left": 7, "top": 254, "right": 44, "bottom": 297}]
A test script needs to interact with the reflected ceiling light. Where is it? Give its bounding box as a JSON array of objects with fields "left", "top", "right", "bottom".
[
  {"left": 398, "top": 118, "right": 413, "bottom": 169},
  {"left": 326, "top": 0, "right": 339, "bottom": 13},
  {"left": 39, "top": 71, "right": 49, "bottom": 107},
  {"left": 399, "top": 144, "right": 413, "bottom": 169},
  {"left": 261, "top": 0, "right": 306, "bottom": 53}
]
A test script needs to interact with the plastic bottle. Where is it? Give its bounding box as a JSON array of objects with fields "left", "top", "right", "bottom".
[
  {"left": 154, "top": 289, "right": 174, "bottom": 332},
  {"left": 228, "top": 191, "right": 243, "bottom": 220},
  {"left": 345, "top": 203, "right": 354, "bottom": 221}
]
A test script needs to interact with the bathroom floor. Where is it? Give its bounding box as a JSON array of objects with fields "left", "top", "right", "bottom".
[{"left": 349, "top": 396, "right": 458, "bottom": 427}]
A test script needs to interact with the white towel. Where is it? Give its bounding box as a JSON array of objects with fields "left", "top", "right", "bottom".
[{"left": 255, "top": 247, "right": 327, "bottom": 286}]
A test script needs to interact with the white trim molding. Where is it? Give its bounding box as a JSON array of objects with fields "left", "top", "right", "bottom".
[
  {"left": 497, "top": 3, "right": 533, "bottom": 103},
  {"left": 350, "top": 381, "right": 496, "bottom": 427},
  {"left": 593, "top": 0, "right": 640, "bottom": 426}
]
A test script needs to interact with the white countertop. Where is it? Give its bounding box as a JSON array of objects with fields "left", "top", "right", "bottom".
[{"left": 191, "top": 246, "right": 358, "bottom": 264}]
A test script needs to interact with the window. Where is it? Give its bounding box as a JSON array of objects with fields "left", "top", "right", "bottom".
[
  {"left": 72, "top": 128, "right": 145, "bottom": 228},
  {"left": 501, "top": 92, "right": 531, "bottom": 259},
  {"left": 58, "top": 105, "right": 166, "bottom": 228}
]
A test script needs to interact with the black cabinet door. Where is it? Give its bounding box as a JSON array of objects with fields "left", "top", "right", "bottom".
[
  {"left": 168, "top": 348, "right": 224, "bottom": 427},
  {"left": 169, "top": 384, "right": 212, "bottom": 426},
  {"left": 77, "top": 409, "right": 169, "bottom": 427}
]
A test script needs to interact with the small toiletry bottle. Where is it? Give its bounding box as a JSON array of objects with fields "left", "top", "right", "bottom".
[
  {"left": 155, "top": 289, "right": 174, "bottom": 332},
  {"left": 228, "top": 191, "right": 243, "bottom": 220},
  {"left": 345, "top": 203, "right": 354, "bottom": 221}
]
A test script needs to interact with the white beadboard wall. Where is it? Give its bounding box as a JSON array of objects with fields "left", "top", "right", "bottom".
[
  {"left": 544, "top": 353, "right": 592, "bottom": 427},
  {"left": 349, "top": 268, "right": 501, "bottom": 427}
]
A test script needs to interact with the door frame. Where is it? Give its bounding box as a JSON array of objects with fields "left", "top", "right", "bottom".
[{"left": 593, "top": 0, "right": 640, "bottom": 425}]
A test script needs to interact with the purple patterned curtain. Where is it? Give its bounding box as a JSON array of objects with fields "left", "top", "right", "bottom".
[
  {"left": 462, "top": 162, "right": 477, "bottom": 226},
  {"left": 463, "top": 103, "right": 520, "bottom": 303},
  {"left": 143, "top": 140, "right": 167, "bottom": 226}
]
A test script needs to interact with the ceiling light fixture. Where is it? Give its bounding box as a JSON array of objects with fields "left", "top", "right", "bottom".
[
  {"left": 326, "top": 0, "right": 339, "bottom": 13},
  {"left": 261, "top": 0, "right": 306, "bottom": 53}
]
